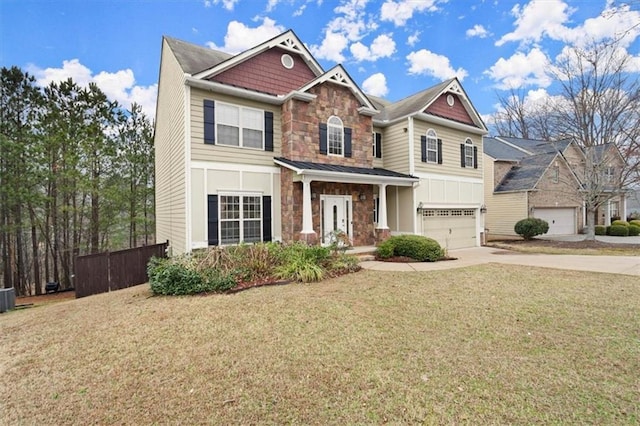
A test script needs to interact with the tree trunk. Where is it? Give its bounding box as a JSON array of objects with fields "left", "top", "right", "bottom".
[
  {"left": 29, "top": 205, "right": 42, "bottom": 295},
  {"left": 585, "top": 207, "right": 596, "bottom": 241}
]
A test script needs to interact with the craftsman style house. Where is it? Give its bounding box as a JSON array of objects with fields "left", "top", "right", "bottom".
[
  {"left": 483, "top": 136, "right": 628, "bottom": 237},
  {"left": 155, "top": 30, "right": 488, "bottom": 254}
]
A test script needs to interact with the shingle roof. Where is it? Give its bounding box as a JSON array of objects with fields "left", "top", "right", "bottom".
[
  {"left": 274, "top": 157, "right": 417, "bottom": 179},
  {"left": 373, "top": 79, "right": 453, "bottom": 122},
  {"left": 497, "top": 136, "right": 572, "bottom": 155},
  {"left": 164, "top": 36, "right": 232, "bottom": 75},
  {"left": 495, "top": 151, "right": 558, "bottom": 192},
  {"left": 483, "top": 137, "right": 528, "bottom": 161}
]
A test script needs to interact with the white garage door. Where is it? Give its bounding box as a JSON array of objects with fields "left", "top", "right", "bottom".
[
  {"left": 534, "top": 208, "right": 576, "bottom": 235},
  {"left": 421, "top": 209, "right": 477, "bottom": 250}
]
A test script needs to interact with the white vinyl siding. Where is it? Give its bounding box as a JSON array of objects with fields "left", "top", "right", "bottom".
[
  {"left": 379, "top": 123, "right": 410, "bottom": 173},
  {"left": 485, "top": 192, "right": 528, "bottom": 237}
]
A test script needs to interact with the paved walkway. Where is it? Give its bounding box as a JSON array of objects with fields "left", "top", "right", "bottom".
[{"left": 359, "top": 246, "right": 640, "bottom": 276}]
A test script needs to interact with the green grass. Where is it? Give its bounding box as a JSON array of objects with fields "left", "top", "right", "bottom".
[{"left": 2, "top": 264, "right": 639, "bottom": 424}]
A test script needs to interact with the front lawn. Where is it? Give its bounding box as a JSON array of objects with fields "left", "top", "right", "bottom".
[
  {"left": 2, "top": 265, "right": 638, "bottom": 424},
  {"left": 489, "top": 238, "right": 640, "bottom": 256}
]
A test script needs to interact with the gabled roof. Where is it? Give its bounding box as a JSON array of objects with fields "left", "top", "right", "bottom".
[
  {"left": 483, "top": 137, "right": 529, "bottom": 161},
  {"left": 193, "top": 29, "right": 323, "bottom": 80},
  {"left": 495, "top": 151, "right": 560, "bottom": 192},
  {"left": 372, "top": 78, "right": 487, "bottom": 132},
  {"left": 164, "top": 36, "right": 232, "bottom": 75},
  {"left": 496, "top": 136, "right": 572, "bottom": 155},
  {"left": 297, "top": 65, "right": 378, "bottom": 114}
]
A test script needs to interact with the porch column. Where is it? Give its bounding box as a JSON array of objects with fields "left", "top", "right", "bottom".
[
  {"left": 301, "top": 177, "right": 315, "bottom": 235},
  {"left": 605, "top": 199, "right": 611, "bottom": 225},
  {"left": 376, "top": 183, "right": 389, "bottom": 229},
  {"left": 621, "top": 195, "right": 627, "bottom": 221}
]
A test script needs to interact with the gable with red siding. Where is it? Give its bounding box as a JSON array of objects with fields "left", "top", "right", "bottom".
[
  {"left": 209, "top": 48, "right": 317, "bottom": 96},
  {"left": 425, "top": 93, "right": 475, "bottom": 125}
]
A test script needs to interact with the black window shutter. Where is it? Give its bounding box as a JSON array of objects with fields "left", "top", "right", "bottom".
[
  {"left": 207, "top": 195, "right": 219, "bottom": 245},
  {"left": 421, "top": 136, "right": 427, "bottom": 162},
  {"left": 204, "top": 100, "right": 215, "bottom": 145},
  {"left": 460, "top": 144, "right": 466, "bottom": 167},
  {"left": 262, "top": 196, "right": 272, "bottom": 242},
  {"left": 344, "top": 127, "right": 352, "bottom": 157},
  {"left": 264, "top": 111, "right": 274, "bottom": 152},
  {"left": 319, "top": 123, "right": 327, "bottom": 155},
  {"left": 473, "top": 146, "right": 478, "bottom": 169},
  {"left": 437, "top": 139, "right": 443, "bottom": 164},
  {"left": 375, "top": 132, "right": 382, "bottom": 159}
]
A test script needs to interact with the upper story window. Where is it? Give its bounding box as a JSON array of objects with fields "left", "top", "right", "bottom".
[
  {"left": 604, "top": 166, "right": 615, "bottom": 183},
  {"left": 217, "top": 103, "right": 264, "bottom": 149},
  {"left": 372, "top": 132, "right": 382, "bottom": 159},
  {"left": 461, "top": 138, "right": 477, "bottom": 168},
  {"left": 426, "top": 129, "right": 438, "bottom": 163},
  {"left": 327, "top": 116, "right": 344, "bottom": 156}
]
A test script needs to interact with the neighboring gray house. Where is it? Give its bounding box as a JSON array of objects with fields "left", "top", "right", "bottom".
[{"left": 483, "top": 136, "right": 627, "bottom": 237}]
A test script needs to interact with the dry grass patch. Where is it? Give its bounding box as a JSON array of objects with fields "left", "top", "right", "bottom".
[
  {"left": 2, "top": 264, "right": 639, "bottom": 424},
  {"left": 489, "top": 239, "right": 640, "bottom": 256}
]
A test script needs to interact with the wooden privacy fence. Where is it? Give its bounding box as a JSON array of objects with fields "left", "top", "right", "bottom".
[{"left": 74, "top": 241, "right": 169, "bottom": 298}]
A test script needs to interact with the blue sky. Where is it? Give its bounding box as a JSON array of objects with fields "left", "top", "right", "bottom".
[{"left": 1, "top": 0, "right": 639, "bottom": 124}]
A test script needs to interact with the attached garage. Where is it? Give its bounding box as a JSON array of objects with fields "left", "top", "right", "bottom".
[
  {"left": 421, "top": 209, "right": 477, "bottom": 250},
  {"left": 534, "top": 208, "right": 576, "bottom": 235}
]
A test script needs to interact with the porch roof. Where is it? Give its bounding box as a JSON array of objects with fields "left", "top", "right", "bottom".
[{"left": 274, "top": 157, "right": 418, "bottom": 186}]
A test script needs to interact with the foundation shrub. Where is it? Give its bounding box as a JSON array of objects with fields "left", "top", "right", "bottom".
[
  {"left": 627, "top": 224, "right": 640, "bottom": 236},
  {"left": 594, "top": 225, "right": 607, "bottom": 236},
  {"left": 609, "top": 224, "right": 629, "bottom": 237},
  {"left": 611, "top": 220, "right": 629, "bottom": 227},
  {"left": 628, "top": 219, "right": 640, "bottom": 227},
  {"left": 514, "top": 218, "right": 549, "bottom": 240},
  {"left": 376, "top": 235, "right": 444, "bottom": 262}
]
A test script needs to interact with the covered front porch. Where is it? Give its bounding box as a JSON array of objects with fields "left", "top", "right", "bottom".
[{"left": 275, "top": 158, "right": 418, "bottom": 246}]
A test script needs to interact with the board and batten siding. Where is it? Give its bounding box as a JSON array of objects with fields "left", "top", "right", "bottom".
[
  {"left": 190, "top": 89, "right": 282, "bottom": 166},
  {"left": 189, "top": 163, "right": 282, "bottom": 249},
  {"left": 412, "top": 120, "right": 483, "bottom": 180},
  {"left": 155, "top": 39, "right": 188, "bottom": 254}
]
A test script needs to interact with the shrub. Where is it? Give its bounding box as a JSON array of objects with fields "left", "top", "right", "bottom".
[
  {"left": 628, "top": 224, "right": 640, "bottom": 236},
  {"left": 611, "top": 220, "right": 629, "bottom": 227},
  {"left": 147, "top": 256, "right": 236, "bottom": 295},
  {"left": 594, "top": 225, "right": 607, "bottom": 236},
  {"left": 376, "top": 235, "right": 444, "bottom": 262},
  {"left": 629, "top": 219, "right": 640, "bottom": 227},
  {"left": 609, "top": 224, "right": 629, "bottom": 237},
  {"left": 606, "top": 226, "right": 612, "bottom": 235},
  {"left": 514, "top": 218, "right": 549, "bottom": 240}
]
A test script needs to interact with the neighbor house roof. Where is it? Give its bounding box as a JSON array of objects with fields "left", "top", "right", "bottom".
[
  {"left": 494, "top": 151, "right": 559, "bottom": 192},
  {"left": 495, "top": 136, "right": 573, "bottom": 155},
  {"left": 483, "top": 137, "right": 529, "bottom": 161}
]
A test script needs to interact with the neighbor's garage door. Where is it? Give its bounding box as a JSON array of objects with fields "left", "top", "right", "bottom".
[
  {"left": 534, "top": 208, "right": 576, "bottom": 235},
  {"left": 421, "top": 209, "right": 477, "bottom": 250}
]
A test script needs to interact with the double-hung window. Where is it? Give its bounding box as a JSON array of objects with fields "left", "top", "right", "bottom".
[
  {"left": 604, "top": 166, "right": 615, "bottom": 183},
  {"left": 464, "top": 139, "right": 474, "bottom": 168},
  {"left": 216, "top": 103, "right": 264, "bottom": 149},
  {"left": 427, "top": 129, "right": 438, "bottom": 163},
  {"left": 327, "top": 116, "right": 344, "bottom": 156},
  {"left": 219, "top": 194, "right": 262, "bottom": 244}
]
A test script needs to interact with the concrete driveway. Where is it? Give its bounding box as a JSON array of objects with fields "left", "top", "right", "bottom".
[{"left": 359, "top": 246, "right": 640, "bottom": 276}]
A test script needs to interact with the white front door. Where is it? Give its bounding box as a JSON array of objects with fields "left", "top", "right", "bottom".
[{"left": 321, "top": 195, "right": 352, "bottom": 245}]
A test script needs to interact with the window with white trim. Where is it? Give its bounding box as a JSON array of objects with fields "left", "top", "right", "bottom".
[
  {"left": 604, "top": 166, "right": 615, "bottom": 183},
  {"left": 219, "top": 194, "right": 262, "bottom": 244},
  {"left": 328, "top": 116, "right": 344, "bottom": 156},
  {"left": 427, "top": 129, "right": 438, "bottom": 163},
  {"left": 216, "top": 103, "right": 264, "bottom": 149},
  {"left": 464, "top": 138, "right": 474, "bottom": 168}
]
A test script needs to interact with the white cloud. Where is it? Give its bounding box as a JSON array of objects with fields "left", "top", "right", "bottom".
[
  {"left": 362, "top": 72, "right": 388, "bottom": 97},
  {"left": 407, "top": 31, "right": 420, "bottom": 46},
  {"left": 203, "top": 0, "right": 239, "bottom": 11},
  {"left": 485, "top": 47, "right": 552, "bottom": 89},
  {"left": 205, "top": 18, "right": 285, "bottom": 54},
  {"left": 406, "top": 49, "right": 468, "bottom": 80},
  {"left": 496, "top": 0, "right": 573, "bottom": 46},
  {"left": 310, "top": 31, "right": 349, "bottom": 62},
  {"left": 310, "top": 0, "right": 373, "bottom": 62},
  {"left": 466, "top": 24, "right": 489, "bottom": 38},
  {"left": 380, "top": 0, "right": 439, "bottom": 26},
  {"left": 28, "top": 59, "right": 157, "bottom": 118},
  {"left": 562, "top": 4, "right": 640, "bottom": 47},
  {"left": 350, "top": 33, "right": 396, "bottom": 62}
]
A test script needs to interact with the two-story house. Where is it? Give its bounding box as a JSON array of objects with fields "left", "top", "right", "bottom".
[
  {"left": 483, "top": 136, "right": 628, "bottom": 238},
  {"left": 154, "top": 30, "right": 487, "bottom": 254}
]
